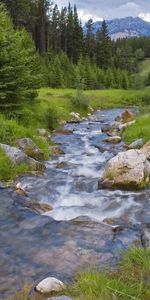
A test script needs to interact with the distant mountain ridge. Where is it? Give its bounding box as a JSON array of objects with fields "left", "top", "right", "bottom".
[{"left": 87, "top": 17, "right": 150, "bottom": 40}]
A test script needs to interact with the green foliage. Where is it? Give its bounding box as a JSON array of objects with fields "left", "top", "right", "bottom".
[
  {"left": 67, "top": 247, "right": 150, "bottom": 300},
  {"left": 71, "top": 89, "right": 89, "bottom": 111},
  {"left": 0, "top": 148, "right": 31, "bottom": 181},
  {"left": 124, "top": 112, "right": 150, "bottom": 144},
  {"left": 0, "top": 3, "right": 41, "bottom": 113},
  {"left": 0, "top": 114, "right": 50, "bottom": 159},
  {"left": 145, "top": 71, "right": 150, "bottom": 86},
  {"left": 45, "top": 105, "right": 60, "bottom": 130},
  {"left": 96, "top": 20, "right": 112, "bottom": 69}
]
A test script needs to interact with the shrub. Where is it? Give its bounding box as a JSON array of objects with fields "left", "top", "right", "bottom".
[
  {"left": 45, "top": 106, "right": 60, "bottom": 130},
  {"left": 71, "top": 89, "right": 89, "bottom": 110}
]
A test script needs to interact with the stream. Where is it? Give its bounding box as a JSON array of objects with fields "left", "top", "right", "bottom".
[{"left": 0, "top": 108, "right": 150, "bottom": 299}]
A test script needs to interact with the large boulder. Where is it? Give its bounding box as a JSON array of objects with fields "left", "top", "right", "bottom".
[
  {"left": 35, "top": 277, "right": 65, "bottom": 294},
  {"left": 16, "top": 138, "right": 45, "bottom": 161},
  {"left": 0, "top": 143, "right": 45, "bottom": 172},
  {"left": 99, "top": 149, "right": 150, "bottom": 190},
  {"left": 141, "top": 141, "right": 150, "bottom": 160}
]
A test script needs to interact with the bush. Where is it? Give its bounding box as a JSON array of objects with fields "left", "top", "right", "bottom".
[
  {"left": 45, "top": 106, "right": 60, "bottom": 130},
  {"left": 71, "top": 89, "right": 89, "bottom": 110},
  {"left": 141, "top": 95, "right": 150, "bottom": 105}
]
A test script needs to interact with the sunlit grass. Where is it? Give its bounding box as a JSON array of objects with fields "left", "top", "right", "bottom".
[
  {"left": 124, "top": 113, "right": 150, "bottom": 144},
  {"left": 12, "top": 248, "right": 150, "bottom": 300}
]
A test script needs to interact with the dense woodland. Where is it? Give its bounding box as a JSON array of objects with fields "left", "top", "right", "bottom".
[{"left": 0, "top": 0, "right": 150, "bottom": 110}]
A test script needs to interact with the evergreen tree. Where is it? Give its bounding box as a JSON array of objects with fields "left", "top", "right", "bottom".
[
  {"left": 0, "top": 3, "right": 41, "bottom": 112},
  {"left": 72, "top": 5, "right": 83, "bottom": 63},
  {"left": 96, "top": 20, "right": 112, "bottom": 69},
  {"left": 66, "top": 3, "right": 74, "bottom": 61},
  {"left": 84, "top": 19, "right": 96, "bottom": 60}
]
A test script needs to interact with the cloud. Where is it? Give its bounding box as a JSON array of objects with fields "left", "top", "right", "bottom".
[
  {"left": 56, "top": 0, "right": 150, "bottom": 21},
  {"left": 139, "top": 13, "right": 150, "bottom": 22},
  {"left": 78, "top": 10, "right": 103, "bottom": 23}
]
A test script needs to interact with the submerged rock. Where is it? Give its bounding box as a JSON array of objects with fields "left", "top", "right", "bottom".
[
  {"left": 103, "top": 136, "right": 121, "bottom": 144},
  {"left": 50, "top": 145, "right": 65, "bottom": 155},
  {"left": 16, "top": 138, "right": 45, "bottom": 161},
  {"left": 53, "top": 129, "right": 73, "bottom": 135},
  {"left": 99, "top": 149, "right": 150, "bottom": 190},
  {"left": 35, "top": 277, "right": 65, "bottom": 294},
  {"left": 128, "top": 138, "right": 144, "bottom": 149}
]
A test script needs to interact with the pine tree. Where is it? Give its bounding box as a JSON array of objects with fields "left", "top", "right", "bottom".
[
  {"left": 0, "top": 3, "right": 41, "bottom": 112},
  {"left": 96, "top": 20, "right": 112, "bottom": 69},
  {"left": 84, "top": 19, "right": 96, "bottom": 60},
  {"left": 66, "top": 3, "right": 74, "bottom": 61},
  {"left": 72, "top": 5, "right": 83, "bottom": 63}
]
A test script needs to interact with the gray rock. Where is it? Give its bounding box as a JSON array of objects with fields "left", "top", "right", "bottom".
[
  {"left": 0, "top": 143, "right": 37, "bottom": 167},
  {"left": 142, "top": 228, "right": 150, "bottom": 248},
  {"left": 141, "top": 140, "right": 150, "bottom": 159},
  {"left": 69, "top": 112, "right": 81, "bottom": 122},
  {"left": 16, "top": 138, "right": 45, "bottom": 161},
  {"left": 100, "top": 149, "right": 150, "bottom": 190},
  {"left": 0, "top": 143, "right": 45, "bottom": 173},
  {"left": 36, "top": 277, "right": 65, "bottom": 294},
  {"left": 118, "top": 120, "right": 136, "bottom": 131},
  {"left": 37, "top": 128, "right": 49, "bottom": 137},
  {"left": 47, "top": 297, "right": 72, "bottom": 300},
  {"left": 128, "top": 139, "right": 143, "bottom": 149}
]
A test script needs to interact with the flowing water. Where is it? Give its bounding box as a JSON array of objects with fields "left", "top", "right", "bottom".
[{"left": 0, "top": 109, "right": 150, "bottom": 299}]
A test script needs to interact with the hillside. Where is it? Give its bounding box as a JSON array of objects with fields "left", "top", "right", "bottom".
[{"left": 88, "top": 17, "right": 150, "bottom": 40}]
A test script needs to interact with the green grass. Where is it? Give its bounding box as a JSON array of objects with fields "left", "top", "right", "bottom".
[
  {"left": 0, "top": 148, "right": 32, "bottom": 182},
  {"left": 124, "top": 113, "right": 150, "bottom": 144},
  {"left": 0, "top": 114, "right": 50, "bottom": 159},
  {"left": 38, "top": 87, "right": 150, "bottom": 114},
  {"left": 12, "top": 247, "right": 150, "bottom": 300},
  {"left": 67, "top": 248, "right": 150, "bottom": 300}
]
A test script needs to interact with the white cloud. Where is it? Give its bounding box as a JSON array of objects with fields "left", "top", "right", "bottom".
[
  {"left": 139, "top": 13, "right": 150, "bottom": 22},
  {"left": 78, "top": 10, "right": 103, "bottom": 24}
]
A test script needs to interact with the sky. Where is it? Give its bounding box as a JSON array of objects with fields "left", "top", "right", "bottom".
[{"left": 56, "top": 0, "right": 150, "bottom": 23}]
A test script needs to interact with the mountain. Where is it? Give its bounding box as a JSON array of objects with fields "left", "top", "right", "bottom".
[{"left": 87, "top": 17, "right": 150, "bottom": 40}]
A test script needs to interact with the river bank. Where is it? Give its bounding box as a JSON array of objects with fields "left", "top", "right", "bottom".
[
  {"left": 0, "top": 108, "right": 150, "bottom": 299},
  {"left": 0, "top": 87, "right": 150, "bottom": 183}
]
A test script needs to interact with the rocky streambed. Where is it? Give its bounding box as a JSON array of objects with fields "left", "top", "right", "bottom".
[{"left": 0, "top": 109, "right": 150, "bottom": 299}]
